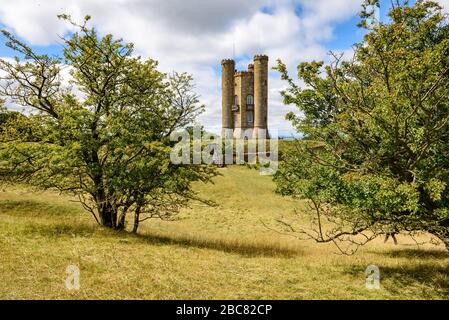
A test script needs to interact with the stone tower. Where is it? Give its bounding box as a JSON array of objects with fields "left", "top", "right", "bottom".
[
  {"left": 221, "top": 55, "right": 269, "bottom": 138},
  {"left": 221, "top": 59, "right": 235, "bottom": 134}
]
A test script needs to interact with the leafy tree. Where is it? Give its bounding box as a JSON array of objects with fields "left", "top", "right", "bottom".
[
  {"left": 0, "top": 99, "right": 8, "bottom": 127},
  {"left": 0, "top": 15, "right": 216, "bottom": 232},
  {"left": 274, "top": 0, "right": 449, "bottom": 253},
  {"left": 0, "top": 101, "right": 35, "bottom": 141}
]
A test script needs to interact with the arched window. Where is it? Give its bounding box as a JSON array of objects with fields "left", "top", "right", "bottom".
[
  {"left": 246, "top": 95, "right": 254, "bottom": 105},
  {"left": 234, "top": 95, "right": 238, "bottom": 106}
]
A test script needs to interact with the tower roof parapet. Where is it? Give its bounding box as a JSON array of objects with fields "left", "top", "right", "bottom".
[
  {"left": 254, "top": 54, "right": 269, "bottom": 61},
  {"left": 234, "top": 71, "right": 252, "bottom": 77},
  {"left": 221, "top": 59, "right": 235, "bottom": 65}
]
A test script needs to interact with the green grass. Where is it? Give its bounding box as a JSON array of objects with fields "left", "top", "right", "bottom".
[{"left": 1, "top": 166, "right": 448, "bottom": 299}]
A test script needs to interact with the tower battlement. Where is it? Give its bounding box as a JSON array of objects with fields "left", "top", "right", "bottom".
[
  {"left": 234, "top": 71, "right": 252, "bottom": 77},
  {"left": 221, "top": 59, "right": 235, "bottom": 65},
  {"left": 221, "top": 55, "right": 269, "bottom": 138},
  {"left": 254, "top": 54, "right": 269, "bottom": 61}
]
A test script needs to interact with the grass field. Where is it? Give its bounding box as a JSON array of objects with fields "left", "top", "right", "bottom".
[{"left": 1, "top": 166, "right": 448, "bottom": 299}]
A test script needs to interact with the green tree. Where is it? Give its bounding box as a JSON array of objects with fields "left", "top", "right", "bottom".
[
  {"left": 0, "top": 15, "right": 216, "bottom": 232},
  {"left": 0, "top": 99, "right": 8, "bottom": 127},
  {"left": 274, "top": 0, "right": 449, "bottom": 253},
  {"left": 0, "top": 101, "right": 34, "bottom": 141}
]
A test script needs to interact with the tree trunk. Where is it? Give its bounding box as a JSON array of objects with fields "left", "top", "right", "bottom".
[
  {"left": 132, "top": 206, "right": 141, "bottom": 234},
  {"left": 95, "top": 181, "right": 119, "bottom": 229},
  {"left": 91, "top": 149, "right": 119, "bottom": 229},
  {"left": 96, "top": 189, "right": 116, "bottom": 229},
  {"left": 116, "top": 206, "right": 129, "bottom": 231},
  {"left": 99, "top": 201, "right": 115, "bottom": 228}
]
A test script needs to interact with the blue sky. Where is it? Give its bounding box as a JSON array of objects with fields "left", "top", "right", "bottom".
[{"left": 0, "top": 0, "right": 439, "bottom": 136}]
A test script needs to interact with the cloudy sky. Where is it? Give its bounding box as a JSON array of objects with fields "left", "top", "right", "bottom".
[{"left": 1, "top": 0, "right": 448, "bottom": 135}]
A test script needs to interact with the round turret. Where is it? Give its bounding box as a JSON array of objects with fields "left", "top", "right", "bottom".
[
  {"left": 222, "top": 59, "right": 235, "bottom": 131},
  {"left": 253, "top": 55, "right": 268, "bottom": 131}
]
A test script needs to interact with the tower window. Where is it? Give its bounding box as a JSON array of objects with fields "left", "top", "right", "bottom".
[
  {"left": 247, "top": 111, "right": 254, "bottom": 124},
  {"left": 246, "top": 95, "right": 254, "bottom": 105},
  {"left": 234, "top": 95, "right": 238, "bottom": 106}
]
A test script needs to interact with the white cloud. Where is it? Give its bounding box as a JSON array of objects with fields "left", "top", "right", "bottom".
[
  {"left": 437, "top": 0, "right": 449, "bottom": 11},
  {"left": 0, "top": 0, "right": 364, "bottom": 134}
]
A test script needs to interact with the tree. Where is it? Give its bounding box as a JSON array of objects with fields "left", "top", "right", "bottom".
[
  {"left": 0, "top": 15, "right": 216, "bottom": 232},
  {"left": 0, "top": 100, "right": 35, "bottom": 141},
  {"left": 274, "top": 0, "right": 449, "bottom": 253},
  {"left": 0, "top": 99, "right": 8, "bottom": 127}
]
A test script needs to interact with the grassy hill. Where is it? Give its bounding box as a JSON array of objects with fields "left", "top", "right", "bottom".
[{"left": 0, "top": 166, "right": 448, "bottom": 299}]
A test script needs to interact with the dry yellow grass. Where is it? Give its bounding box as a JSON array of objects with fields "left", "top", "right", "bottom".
[{"left": 0, "top": 166, "right": 448, "bottom": 299}]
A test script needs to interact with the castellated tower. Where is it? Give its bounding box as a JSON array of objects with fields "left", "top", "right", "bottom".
[
  {"left": 221, "top": 55, "right": 269, "bottom": 138},
  {"left": 221, "top": 59, "right": 235, "bottom": 135},
  {"left": 253, "top": 55, "right": 269, "bottom": 137}
]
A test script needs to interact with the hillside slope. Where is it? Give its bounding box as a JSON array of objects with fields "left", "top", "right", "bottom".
[{"left": 0, "top": 166, "right": 448, "bottom": 299}]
